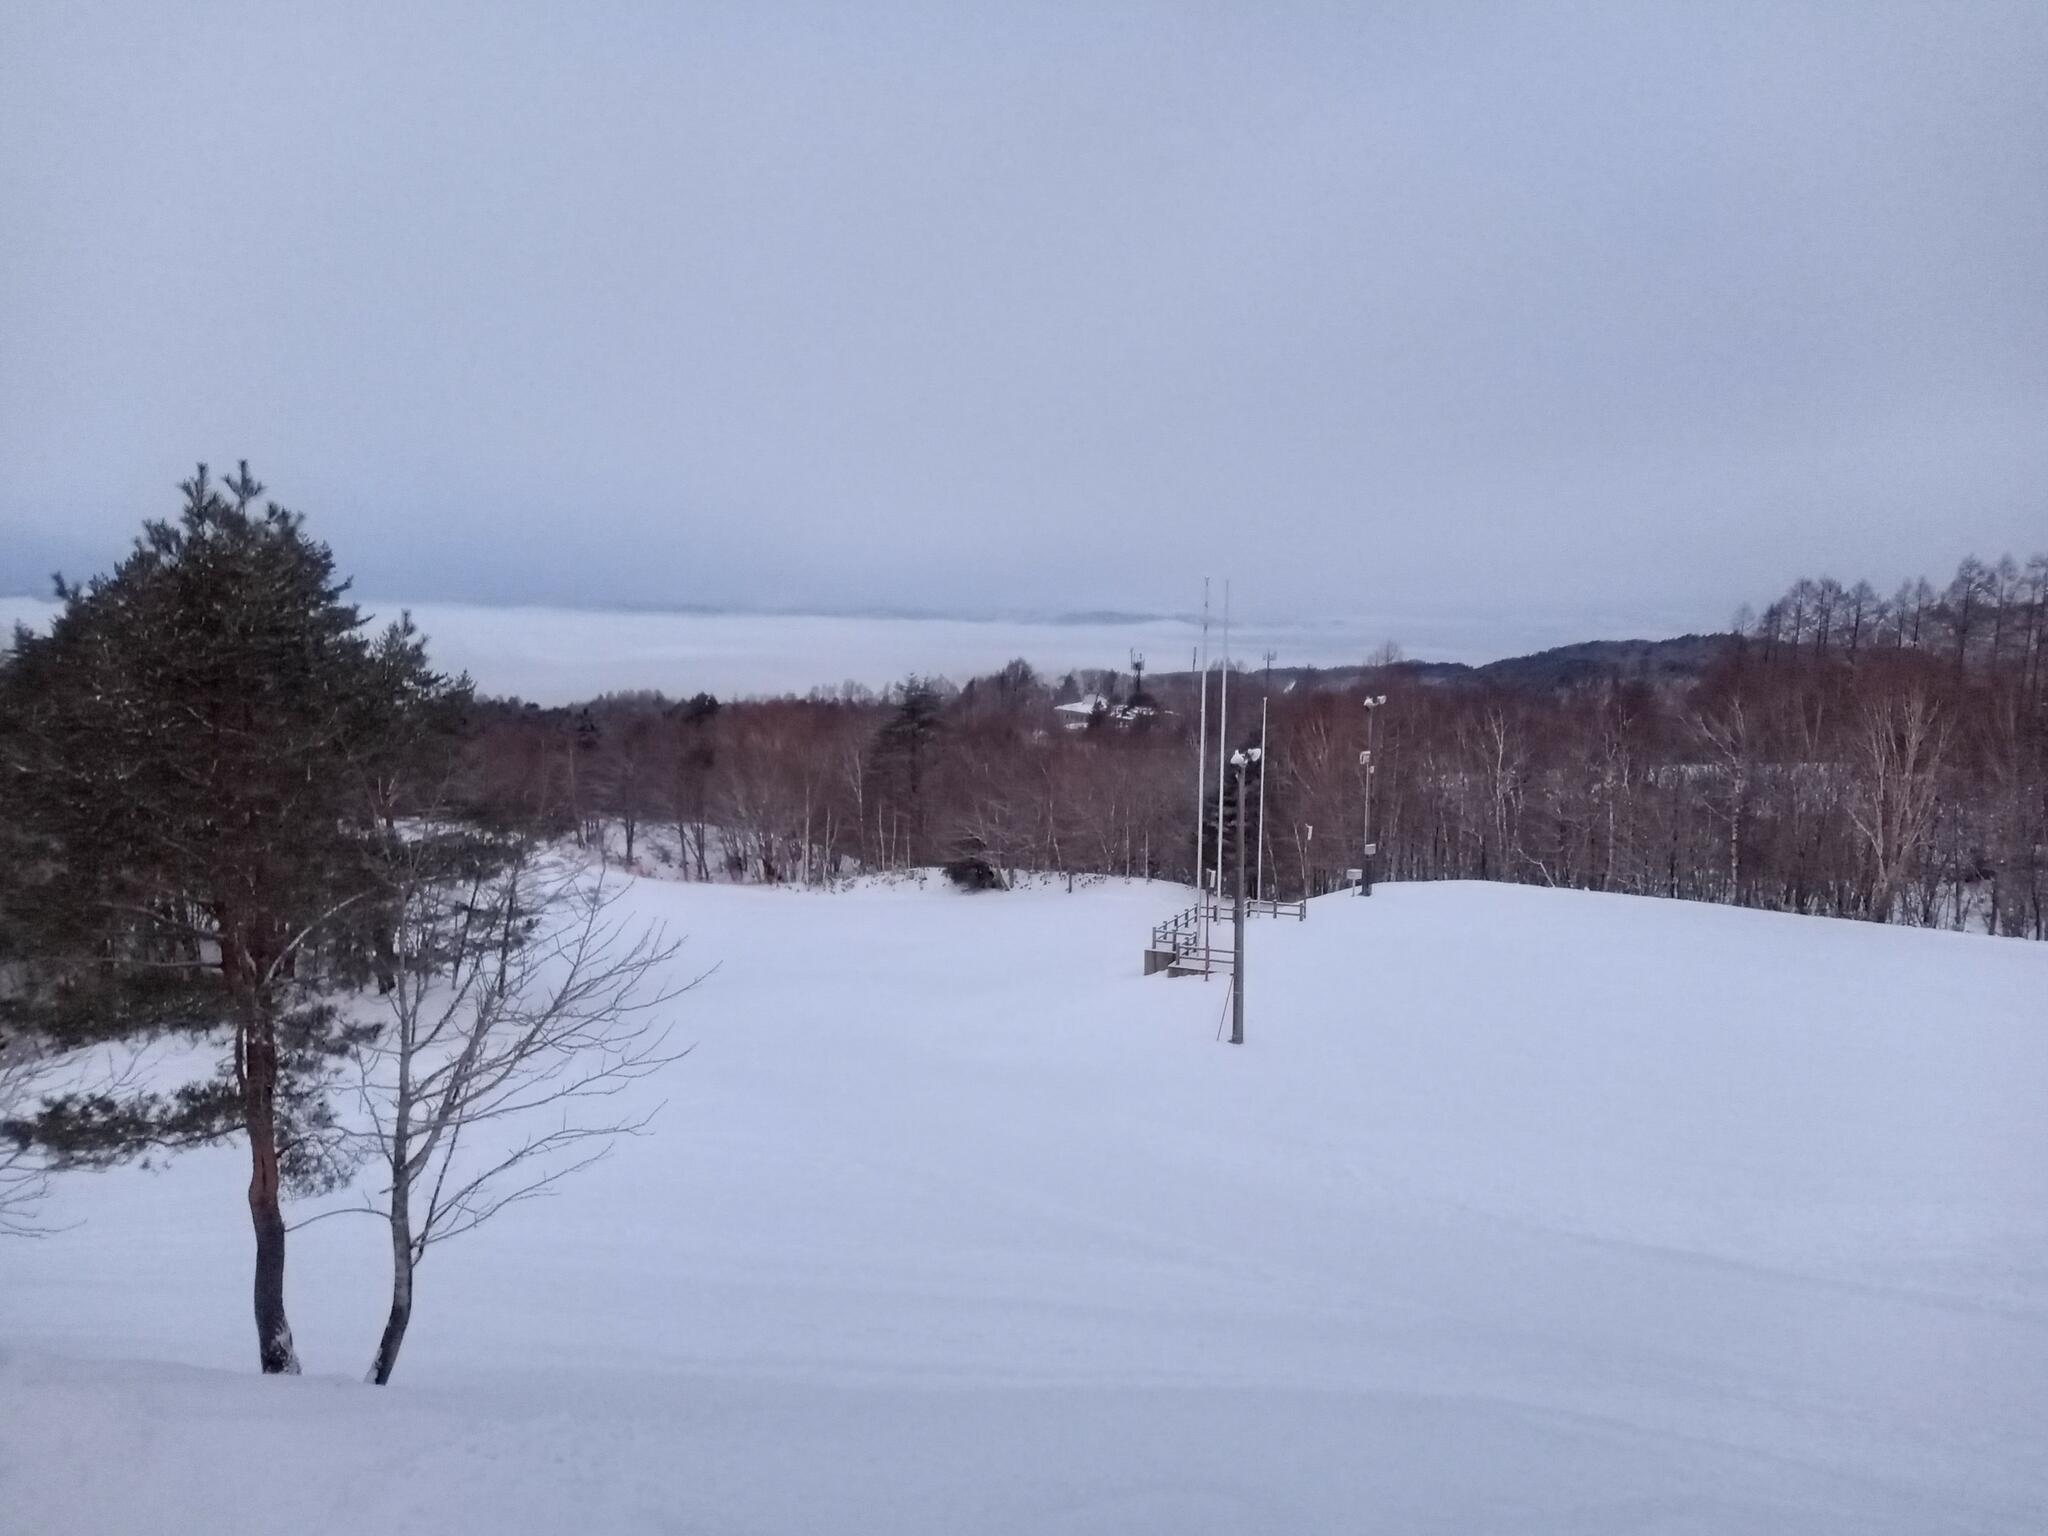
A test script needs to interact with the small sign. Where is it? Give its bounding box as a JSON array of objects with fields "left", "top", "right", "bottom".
[
  {"left": 1345, "top": 867, "right": 1363, "bottom": 883},
  {"left": 1363, "top": 843, "right": 1377, "bottom": 856}
]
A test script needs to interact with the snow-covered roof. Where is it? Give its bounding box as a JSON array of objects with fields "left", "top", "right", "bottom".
[{"left": 1053, "top": 694, "right": 1161, "bottom": 729}]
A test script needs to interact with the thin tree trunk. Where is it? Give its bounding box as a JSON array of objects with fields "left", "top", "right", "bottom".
[
  {"left": 373, "top": 920, "right": 399, "bottom": 995},
  {"left": 370, "top": 1194, "right": 414, "bottom": 1384},
  {"left": 369, "top": 1066, "right": 417, "bottom": 1385}
]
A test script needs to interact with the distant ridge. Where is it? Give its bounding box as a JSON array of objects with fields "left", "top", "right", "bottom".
[
  {"left": 1463, "top": 633, "right": 1736, "bottom": 690},
  {"left": 1046, "top": 609, "right": 1177, "bottom": 627},
  {"left": 1157, "top": 633, "right": 1737, "bottom": 693}
]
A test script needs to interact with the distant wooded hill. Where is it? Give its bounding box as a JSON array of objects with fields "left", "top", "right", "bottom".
[{"left": 1155, "top": 633, "right": 1738, "bottom": 695}]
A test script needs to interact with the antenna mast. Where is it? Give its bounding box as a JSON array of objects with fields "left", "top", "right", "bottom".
[
  {"left": 1214, "top": 581, "right": 1231, "bottom": 934},
  {"left": 1195, "top": 580, "right": 1210, "bottom": 967}
]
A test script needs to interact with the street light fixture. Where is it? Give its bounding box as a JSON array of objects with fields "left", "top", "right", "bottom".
[
  {"left": 1360, "top": 696, "right": 1386, "bottom": 896},
  {"left": 1226, "top": 747, "right": 1260, "bottom": 1044}
]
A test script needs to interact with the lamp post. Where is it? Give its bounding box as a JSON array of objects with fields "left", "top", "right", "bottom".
[
  {"left": 1360, "top": 695, "right": 1386, "bottom": 896},
  {"left": 1229, "top": 746, "right": 1261, "bottom": 1044}
]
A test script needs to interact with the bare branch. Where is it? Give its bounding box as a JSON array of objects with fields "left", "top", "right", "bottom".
[{"left": 337, "top": 836, "right": 701, "bottom": 1382}]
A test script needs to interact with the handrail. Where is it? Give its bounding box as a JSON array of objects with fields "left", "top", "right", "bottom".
[
  {"left": 1146, "top": 891, "right": 1306, "bottom": 977},
  {"left": 1150, "top": 895, "right": 1305, "bottom": 947},
  {"left": 1245, "top": 897, "right": 1308, "bottom": 921}
]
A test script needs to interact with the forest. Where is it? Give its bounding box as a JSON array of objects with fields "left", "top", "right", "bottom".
[{"left": 472, "top": 553, "right": 2048, "bottom": 940}]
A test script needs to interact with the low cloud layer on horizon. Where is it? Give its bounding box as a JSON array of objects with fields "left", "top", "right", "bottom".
[{"left": 2, "top": 3, "right": 2042, "bottom": 631}]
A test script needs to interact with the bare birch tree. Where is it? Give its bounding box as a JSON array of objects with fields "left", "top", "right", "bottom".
[
  {"left": 1845, "top": 687, "right": 1950, "bottom": 922},
  {"left": 1691, "top": 696, "right": 1754, "bottom": 903},
  {"left": 325, "top": 840, "right": 697, "bottom": 1383}
]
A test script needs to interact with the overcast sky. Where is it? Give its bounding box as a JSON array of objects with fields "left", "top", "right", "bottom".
[{"left": 2, "top": 2, "right": 2042, "bottom": 636}]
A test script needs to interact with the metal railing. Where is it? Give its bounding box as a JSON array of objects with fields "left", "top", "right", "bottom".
[
  {"left": 1162, "top": 945, "right": 1235, "bottom": 975},
  {"left": 1149, "top": 903, "right": 1213, "bottom": 963},
  {"left": 1245, "top": 897, "right": 1308, "bottom": 921},
  {"left": 1147, "top": 893, "right": 1306, "bottom": 975}
]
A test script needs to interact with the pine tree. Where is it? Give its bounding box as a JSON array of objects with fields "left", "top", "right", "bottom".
[
  {"left": 869, "top": 677, "right": 945, "bottom": 864},
  {"left": 0, "top": 464, "right": 468, "bottom": 1373}
]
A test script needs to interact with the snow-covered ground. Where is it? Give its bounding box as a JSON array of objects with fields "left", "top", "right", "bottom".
[
  {"left": 0, "top": 596, "right": 1689, "bottom": 704},
  {"left": 4, "top": 878, "right": 2047, "bottom": 1533}
]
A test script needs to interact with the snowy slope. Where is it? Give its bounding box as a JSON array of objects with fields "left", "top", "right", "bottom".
[{"left": 3, "top": 879, "right": 2046, "bottom": 1534}]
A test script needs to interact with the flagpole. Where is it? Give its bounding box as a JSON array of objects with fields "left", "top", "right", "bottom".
[
  {"left": 1195, "top": 580, "right": 1210, "bottom": 972},
  {"left": 1214, "top": 581, "right": 1230, "bottom": 931},
  {"left": 1256, "top": 694, "right": 1270, "bottom": 902}
]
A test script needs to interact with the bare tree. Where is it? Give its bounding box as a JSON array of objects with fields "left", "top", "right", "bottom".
[
  {"left": 1845, "top": 686, "right": 1950, "bottom": 923},
  {"left": 0, "top": 1033, "right": 56, "bottom": 1238},
  {"left": 322, "top": 840, "right": 697, "bottom": 1383},
  {"left": 1691, "top": 695, "right": 1754, "bottom": 903}
]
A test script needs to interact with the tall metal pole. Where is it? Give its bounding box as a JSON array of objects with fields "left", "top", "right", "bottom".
[
  {"left": 1214, "top": 582, "right": 1230, "bottom": 923},
  {"left": 1195, "top": 661, "right": 1207, "bottom": 895},
  {"left": 1195, "top": 582, "right": 1210, "bottom": 971},
  {"left": 1360, "top": 696, "right": 1384, "bottom": 896},
  {"left": 1361, "top": 736, "right": 1372, "bottom": 896},
  {"left": 1255, "top": 696, "right": 1269, "bottom": 902},
  {"left": 1231, "top": 753, "right": 1248, "bottom": 1045}
]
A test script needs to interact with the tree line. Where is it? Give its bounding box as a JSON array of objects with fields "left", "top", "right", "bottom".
[{"left": 478, "top": 551, "right": 2046, "bottom": 938}]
